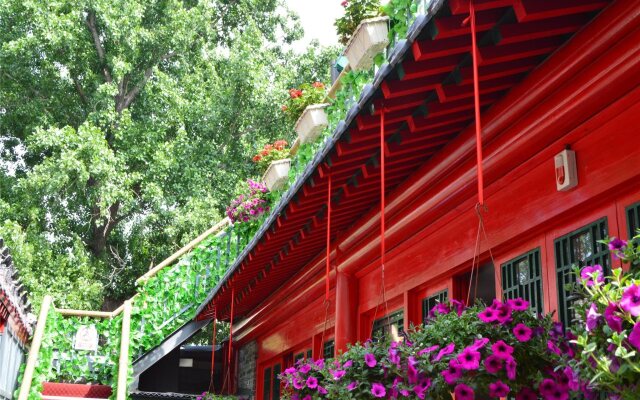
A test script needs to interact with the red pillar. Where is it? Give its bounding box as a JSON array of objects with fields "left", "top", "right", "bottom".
[{"left": 334, "top": 270, "right": 358, "bottom": 356}]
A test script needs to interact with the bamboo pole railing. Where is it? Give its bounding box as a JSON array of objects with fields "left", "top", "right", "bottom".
[
  {"left": 116, "top": 300, "right": 132, "bottom": 400},
  {"left": 17, "top": 295, "right": 52, "bottom": 400}
]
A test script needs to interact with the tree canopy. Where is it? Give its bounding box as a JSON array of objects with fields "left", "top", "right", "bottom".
[{"left": 0, "top": 0, "right": 338, "bottom": 309}]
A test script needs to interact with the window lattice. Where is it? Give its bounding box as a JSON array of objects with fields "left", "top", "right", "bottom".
[{"left": 501, "top": 249, "right": 544, "bottom": 315}]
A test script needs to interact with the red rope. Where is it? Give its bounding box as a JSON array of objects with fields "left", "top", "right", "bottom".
[
  {"left": 380, "top": 108, "right": 386, "bottom": 268},
  {"left": 326, "top": 172, "right": 332, "bottom": 301},
  {"left": 209, "top": 317, "right": 218, "bottom": 392},
  {"left": 470, "top": 0, "right": 484, "bottom": 206},
  {"left": 228, "top": 287, "right": 234, "bottom": 365}
]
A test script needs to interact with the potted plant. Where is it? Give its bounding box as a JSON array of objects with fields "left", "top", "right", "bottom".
[
  {"left": 335, "top": 0, "right": 389, "bottom": 71},
  {"left": 253, "top": 140, "right": 291, "bottom": 192},
  {"left": 280, "top": 298, "right": 582, "bottom": 399},
  {"left": 226, "top": 179, "right": 269, "bottom": 223},
  {"left": 282, "top": 82, "right": 327, "bottom": 127},
  {"left": 295, "top": 103, "right": 330, "bottom": 145}
]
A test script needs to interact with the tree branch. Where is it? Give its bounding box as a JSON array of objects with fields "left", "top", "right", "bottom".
[
  {"left": 117, "top": 51, "right": 176, "bottom": 112},
  {"left": 72, "top": 77, "right": 88, "bottom": 106},
  {"left": 85, "top": 10, "right": 113, "bottom": 83}
]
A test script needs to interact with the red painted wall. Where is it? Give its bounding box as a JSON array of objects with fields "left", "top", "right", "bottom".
[{"left": 233, "top": 5, "right": 640, "bottom": 399}]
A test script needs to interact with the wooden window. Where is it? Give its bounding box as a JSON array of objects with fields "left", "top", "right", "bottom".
[
  {"left": 372, "top": 310, "right": 404, "bottom": 341},
  {"left": 554, "top": 218, "right": 610, "bottom": 327},
  {"left": 323, "top": 340, "right": 335, "bottom": 360},
  {"left": 294, "top": 353, "right": 304, "bottom": 363},
  {"left": 422, "top": 289, "right": 449, "bottom": 323},
  {"left": 626, "top": 201, "right": 640, "bottom": 239},
  {"left": 501, "top": 249, "right": 544, "bottom": 314},
  {"left": 262, "top": 367, "right": 271, "bottom": 400},
  {"left": 272, "top": 363, "right": 281, "bottom": 400},
  {"left": 306, "top": 349, "right": 312, "bottom": 359}
]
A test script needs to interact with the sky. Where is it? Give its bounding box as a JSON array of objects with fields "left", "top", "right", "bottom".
[{"left": 285, "top": 0, "right": 345, "bottom": 52}]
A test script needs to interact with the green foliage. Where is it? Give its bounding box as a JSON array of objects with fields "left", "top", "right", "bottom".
[
  {"left": 383, "top": 0, "right": 422, "bottom": 45},
  {"left": 253, "top": 141, "right": 291, "bottom": 173},
  {"left": 335, "top": 0, "right": 382, "bottom": 46},
  {"left": 0, "top": 0, "right": 336, "bottom": 307}
]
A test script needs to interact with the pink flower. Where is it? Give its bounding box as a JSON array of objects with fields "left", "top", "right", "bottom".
[
  {"left": 456, "top": 347, "right": 481, "bottom": 370},
  {"left": 489, "top": 380, "right": 510, "bottom": 397},
  {"left": 515, "top": 387, "right": 537, "bottom": 400},
  {"left": 317, "top": 385, "right": 327, "bottom": 394},
  {"left": 305, "top": 376, "right": 317, "bottom": 388},
  {"left": 418, "top": 345, "right": 439, "bottom": 356},
  {"left": 604, "top": 302, "right": 623, "bottom": 333},
  {"left": 484, "top": 354, "right": 503, "bottom": 374},
  {"left": 364, "top": 353, "right": 377, "bottom": 367},
  {"left": 491, "top": 340, "right": 514, "bottom": 360},
  {"left": 580, "top": 265, "right": 604, "bottom": 286},
  {"left": 442, "top": 359, "right": 463, "bottom": 384},
  {"left": 430, "top": 302, "right": 450, "bottom": 317},
  {"left": 454, "top": 383, "right": 475, "bottom": 400},
  {"left": 434, "top": 343, "right": 455, "bottom": 361},
  {"left": 621, "top": 284, "right": 640, "bottom": 316},
  {"left": 371, "top": 382, "right": 386, "bottom": 397},
  {"left": 629, "top": 321, "right": 640, "bottom": 350},
  {"left": 586, "top": 303, "right": 602, "bottom": 331},
  {"left": 513, "top": 323, "right": 533, "bottom": 342},
  {"left": 478, "top": 307, "right": 498, "bottom": 323},
  {"left": 470, "top": 337, "right": 489, "bottom": 350},
  {"left": 608, "top": 237, "right": 627, "bottom": 251},
  {"left": 507, "top": 298, "right": 529, "bottom": 311},
  {"left": 341, "top": 0, "right": 348, "bottom": 7},
  {"left": 347, "top": 381, "right": 358, "bottom": 391},
  {"left": 547, "top": 340, "right": 562, "bottom": 356},
  {"left": 451, "top": 299, "right": 466, "bottom": 316},
  {"left": 505, "top": 357, "right": 517, "bottom": 380},
  {"left": 331, "top": 369, "right": 345, "bottom": 380}
]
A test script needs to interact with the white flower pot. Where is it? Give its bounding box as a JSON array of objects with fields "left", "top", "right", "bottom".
[
  {"left": 344, "top": 17, "right": 390, "bottom": 71},
  {"left": 262, "top": 159, "right": 291, "bottom": 192},
  {"left": 295, "top": 104, "right": 329, "bottom": 144}
]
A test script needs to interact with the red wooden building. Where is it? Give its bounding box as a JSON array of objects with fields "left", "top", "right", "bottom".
[{"left": 196, "top": 0, "right": 640, "bottom": 398}]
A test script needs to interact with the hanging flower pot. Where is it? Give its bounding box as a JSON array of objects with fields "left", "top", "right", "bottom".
[
  {"left": 295, "top": 104, "right": 329, "bottom": 144},
  {"left": 262, "top": 158, "right": 291, "bottom": 192},
  {"left": 344, "top": 16, "right": 389, "bottom": 71}
]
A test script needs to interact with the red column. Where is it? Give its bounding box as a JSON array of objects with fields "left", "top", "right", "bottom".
[{"left": 334, "top": 270, "right": 358, "bottom": 356}]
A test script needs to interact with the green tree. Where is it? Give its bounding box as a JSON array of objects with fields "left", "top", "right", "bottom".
[{"left": 0, "top": 0, "right": 338, "bottom": 309}]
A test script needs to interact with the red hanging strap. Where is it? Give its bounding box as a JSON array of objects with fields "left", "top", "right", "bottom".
[
  {"left": 228, "top": 287, "right": 235, "bottom": 365},
  {"left": 209, "top": 317, "right": 218, "bottom": 392},
  {"left": 325, "top": 171, "right": 332, "bottom": 301},
  {"left": 470, "top": 0, "right": 485, "bottom": 206},
  {"left": 380, "top": 108, "right": 386, "bottom": 268}
]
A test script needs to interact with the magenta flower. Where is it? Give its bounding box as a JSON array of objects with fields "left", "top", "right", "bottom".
[
  {"left": 457, "top": 347, "right": 481, "bottom": 370},
  {"left": 515, "top": 387, "right": 537, "bottom": 400},
  {"left": 454, "top": 383, "right": 475, "bottom": 400},
  {"left": 562, "top": 366, "right": 579, "bottom": 391},
  {"left": 478, "top": 307, "right": 498, "bottom": 323},
  {"left": 513, "top": 323, "right": 533, "bottom": 342},
  {"left": 547, "top": 340, "right": 562, "bottom": 356},
  {"left": 430, "top": 302, "right": 450, "bottom": 317},
  {"left": 305, "top": 376, "right": 318, "bottom": 389},
  {"left": 371, "top": 382, "right": 386, "bottom": 398},
  {"left": 284, "top": 366, "right": 296, "bottom": 375},
  {"left": 484, "top": 354, "right": 503, "bottom": 374},
  {"left": 442, "top": 359, "right": 463, "bottom": 384},
  {"left": 604, "top": 303, "right": 623, "bottom": 333},
  {"left": 470, "top": 337, "right": 489, "bottom": 350},
  {"left": 539, "top": 378, "right": 557, "bottom": 396},
  {"left": 317, "top": 385, "right": 327, "bottom": 394},
  {"left": 418, "top": 345, "right": 439, "bottom": 356},
  {"left": 433, "top": 343, "right": 455, "bottom": 361},
  {"left": 580, "top": 265, "right": 604, "bottom": 286},
  {"left": 491, "top": 340, "right": 514, "bottom": 360},
  {"left": 489, "top": 380, "right": 510, "bottom": 397},
  {"left": 299, "top": 364, "right": 311, "bottom": 374},
  {"left": 331, "top": 369, "right": 345, "bottom": 380},
  {"left": 314, "top": 359, "right": 324, "bottom": 369},
  {"left": 507, "top": 298, "right": 529, "bottom": 311},
  {"left": 292, "top": 377, "right": 304, "bottom": 389},
  {"left": 451, "top": 299, "right": 466, "bottom": 316},
  {"left": 609, "top": 237, "right": 627, "bottom": 251},
  {"left": 505, "top": 357, "right": 517, "bottom": 380},
  {"left": 629, "top": 321, "right": 640, "bottom": 350},
  {"left": 621, "top": 284, "right": 640, "bottom": 316},
  {"left": 364, "top": 353, "right": 377, "bottom": 367},
  {"left": 586, "top": 303, "right": 602, "bottom": 331},
  {"left": 343, "top": 359, "right": 352, "bottom": 368},
  {"left": 495, "top": 303, "right": 513, "bottom": 324},
  {"left": 347, "top": 381, "right": 358, "bottom": 391}
]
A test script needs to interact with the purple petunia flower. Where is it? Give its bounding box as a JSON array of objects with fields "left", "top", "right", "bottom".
[
  {"left": 580, "top": 265, "right": 604, "bottom": 286},
  {"left": 629, "top": 321, "right": 640, "bottom": 350},
  {"left": 470, "top": 337, "right": 489, "bottom": 351},
  {"left": 513, "top": 323, "right": 533, "bottom": 342},
  {"left": 347, "top": 381, "right": 358, "bottom": 391},
  {"left": 484, "top": 354, "right": 503, "bottom": 374},
  {"left": 604, "top": 302, "right": 623, "bottom": 333},
  {"left": 505, "top": 357, "right": 517, "bottom": 380},
  {"left": 298, "top": 364, "right": 311, "bottom": 374},
  {"left": 371, "top": 382, "right": 386, "bottom": 398},
  {"left": 457, "top": 347, "right": 481, "bottom": 370},
  {"left": 442, "top": 358, "right": 463, "bottom": 384},
  {"left": 495, "top": 302, "right": 513, "bottom": 325},
  {"left": 478, "top": 307, "right": 498, "bottom": 323},
  {"left": 331, "top": 369, "right": 345, "bottom": 380},
  {"left": 621, "top": 284, "right": 640, "bottom": 316},
  {"left": 451, "top": 299, "right": 466, "bottom": 316},
  {"left": 342, "top": 359, "right": 353, "bottom": 368},
  {"left": 547, "top": 340, "right": 562, "bottom": 356},
  {"left": 609, "top": 237, "right": 627, "bottom": 251},
  {"left": 364, "top": 353, "right": 377, "bottom": 368},
  {"left": 305, "top": 376, "right": 318, "bottom": 389},
  {"left": 491, "top": 340, "right": 514, "bottom": 360},
  {"left": 314, "top": 359, "right": 324, "bottom": 369},
  {"left": 507, "top": 298, "right": 529, "bottom": 311},
  {"left": 454, "top": 383, "right": 475, "bottom": 400},
  {"left": 489, "top": 380, "right": 510, "bottom": 397},
  {"left": 419, "top": 345, "right": 439, "bottom": 356},
  {"left": 292, "top": 377, "right": 304, "bottom": 389},
  {"left": 586, "top": 303, "right": 602, "bottom": 332},
  {"left": 430, "top": 302, "right": 450, "bottom": 317},
  {"left": 539, "top": 378, "right": 558, "bottom": 396},
  {"left": 434, "top": 343, "right": 455, "bottom": 361},
  {"left": 317, "top": 385, "right": 327, "bottom": 394},
  {"left": 515, "top": 387, "right": 537, "bottom": 400}
]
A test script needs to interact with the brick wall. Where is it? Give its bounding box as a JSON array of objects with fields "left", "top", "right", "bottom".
[{"left": 237, "top": 341, "right": 257, "bottom": 399}]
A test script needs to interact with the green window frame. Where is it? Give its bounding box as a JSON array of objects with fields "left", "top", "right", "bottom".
[
  {"left": 422, "top": 289, "right": 449, "bottom": 323},
  {"left": 626, "top": 201, "right": 640, "bottom": 239},
  {"left": 294, "top": 353, "right": 304, "bottom": 363},
  {"left": 272, "top": 363, "right": 281, "bottom": 400},
  {"left": 554, "top": 218, "right": 610, "bottom": 327},
  {"left": 372, "top": 310, "right": 404, "bottom": 341},
  {"left": 323, "top": 340, "right": 335, "bottom": 360},
  {"left": 501, "top": 249, "right": 544, "bottom": 315},
  {"left": 263, "top": 367, "right": 271, "bottom": 400},
  {"left": 306, "top": 349, "right": 312, "bottom": 359}
]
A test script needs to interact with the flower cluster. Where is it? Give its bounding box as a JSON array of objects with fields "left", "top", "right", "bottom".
[
  {"left": 226, "top": 179, "right": 269, "bottom": 223},
  {"left": 281, "top": 82, "right": 326, "bottom": 125},
  {"left": 281, "top": 298, "right": 580, "bottom": 400},
  {"left": 253, "top": 140, "right": 289, "bottom": 172},
  {"left": 571, "top": 234, "right": 640, "bottom": 398}
]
